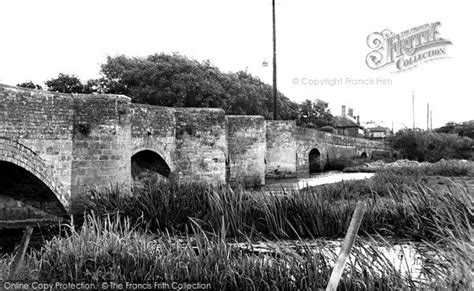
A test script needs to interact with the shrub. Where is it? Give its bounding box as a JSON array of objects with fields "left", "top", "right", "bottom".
[{"left": 388, "top": 130, "right": 473, "bottom": 162}]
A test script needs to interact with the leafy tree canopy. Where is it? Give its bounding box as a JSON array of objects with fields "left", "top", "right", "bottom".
[
  {"left": 296, "top": 99, "right": 334, "bottom": 128},
  {"left": 94, "top": 53, "right": 299, "bottom": 120},
  {"left": 17, "top": 81, "right": 43, "bottom": 90},
  {"left": 435, "top": 121, "right": 474, "bottom": 139},
  {"left": 388, "top": 129, "right": 473, "bottom": 162},
  {"left": 45, "top": 73, "right": 85, "bottom": 93}
]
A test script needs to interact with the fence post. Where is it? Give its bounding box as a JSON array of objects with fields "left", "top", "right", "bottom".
[
  {"left": 326, "top": 200, "right": 366, "bottom": 291},
  {"left": 9, "top": 226, "right": 33, "bottom": 280}
]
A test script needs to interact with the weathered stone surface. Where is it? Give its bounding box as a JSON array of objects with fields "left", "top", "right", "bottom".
[
  {"left": 70, "top": 94, "right": 132, "bottom": 197},
  {"left": 227, "top": 115, "right": 266, "bottom": 186},
  {"left": 265, "top": 121, "right": 298, "bottom": 178},
  {"left": 174, "top": 107, "right": 227, "bottom": 184},
  {"left": 130, "top": 104, "right": 175, "bottom": 171}
]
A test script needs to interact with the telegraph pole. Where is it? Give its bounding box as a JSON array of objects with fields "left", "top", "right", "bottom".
[
  {"left": 272, "top": 0, "right": 278, "bottom": 120},
  {"left": 430, "top": 110, "right": 433, "bottom": 130},
  {"left": 412, "top": 91, "right": 415, "bottom": 130},
  {"left": 427, "top": 102, "right": 430, "bottom": 131}
]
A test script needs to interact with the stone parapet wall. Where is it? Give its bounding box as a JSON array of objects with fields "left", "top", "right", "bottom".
[{"left": 226, "top": 115, "right": 266, "bottom": 186}]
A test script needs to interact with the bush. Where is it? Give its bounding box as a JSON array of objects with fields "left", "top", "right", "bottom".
[{"left": 388, "top": 130, "right": 473, "bottom": 162}]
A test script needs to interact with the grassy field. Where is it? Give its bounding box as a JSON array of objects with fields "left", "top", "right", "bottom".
[{"left": 1, "top": 163, "right": 473, "bottom": 289}]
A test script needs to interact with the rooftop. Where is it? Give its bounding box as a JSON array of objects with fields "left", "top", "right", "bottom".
[{"left": 334, "top": 116, "right": 362, "bottom": 128}]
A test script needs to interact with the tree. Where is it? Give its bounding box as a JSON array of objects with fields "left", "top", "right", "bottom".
[
  {"left": 94, "top": 53, "right": 299, "bottom": 119},
  {"left": 388, "top": 129, "right": 473, "bottom": 162},
  {"left": 17, "top": 81, "right": 43, "bottom": 90},
  {"left": 436, "top": 121, "right": 474, "bottom": 139},
  {"left": 82, "top": 79, "right": 102, "bottom": 94},
  {"left": 45, "top": 73, "right": 85, "bottom": 93},
  {"left": 296, "top": 99, "right": 334, "bottom": 128}
]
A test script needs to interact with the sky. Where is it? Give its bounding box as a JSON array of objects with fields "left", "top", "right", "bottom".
[{"left": 0, "top": 0, "right": 472, "bottom": 130}]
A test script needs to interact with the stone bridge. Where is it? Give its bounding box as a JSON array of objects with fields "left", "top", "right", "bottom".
[{"left": 0, "top": 84, "right": 391, "bottom": 222}]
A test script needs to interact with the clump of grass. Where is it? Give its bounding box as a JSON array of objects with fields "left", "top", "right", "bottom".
[
  {"left": 18, "top": 214, "right": 471, "bottom": 289},
  {"left": 27, "top": 214, "right": 330, "bottom": 289},
  {"left": 73, "top": 175, "right": 473, "bottom": 244}
]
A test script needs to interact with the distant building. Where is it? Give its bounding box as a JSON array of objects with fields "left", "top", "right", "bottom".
[
  {"left": 365, "top": 126, "right": 392, "bottom": 139},
  {"left": 334, "top": 105, "right": 364, "bottom": 137}
]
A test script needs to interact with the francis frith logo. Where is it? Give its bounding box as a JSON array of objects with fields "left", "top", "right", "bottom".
[{"left": 366, "top": 22, "right": 452, "bottom": 72}]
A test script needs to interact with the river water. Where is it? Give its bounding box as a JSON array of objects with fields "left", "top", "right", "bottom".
[
  {"left": 264, "top": 171, "right": 375, "bottom": 192},
  {"left": 231, "top": 238, "right": 425, "bottom": 280},
  {"left": 261, "top": 171, "right": 427, "bottom": 280}
]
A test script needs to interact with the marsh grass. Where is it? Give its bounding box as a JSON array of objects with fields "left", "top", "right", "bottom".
[
  {"left": 11, "top": 212, "right": 468, "bottom": 290},
  {"left": 5, "top": 173, "right": 472, "bottom": 289},
  {"left": 25, "top": 214, "right": 331, "bottom": 288},
  {"left": 74, "top": 173, "right": 473, "bottom": 243}
]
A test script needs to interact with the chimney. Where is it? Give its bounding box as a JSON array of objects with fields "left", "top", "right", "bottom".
[
  {"left": 341, "top": 105, "right": 346, "bottom": 116},
  {"left": 348, "top": 108, "right": 354, "bottom": 117},
  {"left": 356, "top": 116, "right": 360, "bottom": 124}
]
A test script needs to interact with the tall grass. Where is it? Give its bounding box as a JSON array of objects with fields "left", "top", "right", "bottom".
[
  {"left": 25, "top": 214, "right": 331, "bottom": 289},
  {"left": 6, "top": 172, "right": 471, "bottom": 289},
  {"left": 19, "top": 213, "right": 470, "bottom": 289},
  {"left": 73, "top": 174, "right": 473, "bottom": 243}
]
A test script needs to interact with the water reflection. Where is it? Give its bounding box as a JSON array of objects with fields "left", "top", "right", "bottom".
[{"left": 232, "top": 239, "right": 424, "bottom": 279}]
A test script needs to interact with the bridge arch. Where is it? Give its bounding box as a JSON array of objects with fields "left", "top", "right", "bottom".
[
  {"left": 131, "top": 148, "right": 172, "bottom": 180},
  {"left": 0, "top": 138, "right": 68, "bottom": 217},
  {"left": 309, "top": 148, "right": 322, "bottom": 173},
  {"left": 360, "top": 152, "right": 368, "bottom": 159}
]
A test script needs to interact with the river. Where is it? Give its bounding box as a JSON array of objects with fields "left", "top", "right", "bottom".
[
  {"left": 231, "top": 238, "right": 426, "bottom": 280},
  {"left": 263, "top": 171, "right": 375, "bottom": 192}
]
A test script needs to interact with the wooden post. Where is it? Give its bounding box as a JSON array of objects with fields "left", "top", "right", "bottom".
[
  {"left": 326, "top": 200, "right": 366, "bottom": 291},
  {"left": 8, "top": 226, "right": 33, "bottom": 280}
]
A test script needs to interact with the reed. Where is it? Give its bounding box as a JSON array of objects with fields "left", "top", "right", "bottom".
[
  {"left": 74, "top": 174, "right": 473, "bottom": 243},
  {"left": 15, "top": 213, "right": 471, "bottom": 289}
]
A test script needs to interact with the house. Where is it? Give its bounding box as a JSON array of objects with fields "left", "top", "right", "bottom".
[{"left": 334, "top": 106, "right": 364, "bottom": 137}]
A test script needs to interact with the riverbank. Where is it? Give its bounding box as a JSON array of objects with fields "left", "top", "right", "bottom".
[{"left": 344, "top": 158, "right": 473, "bottom": 175}]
